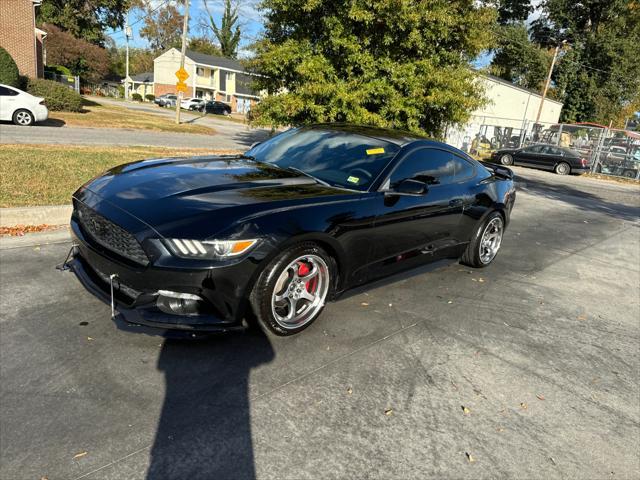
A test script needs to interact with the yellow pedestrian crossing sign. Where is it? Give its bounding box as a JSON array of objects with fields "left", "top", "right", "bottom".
[
  {"left": 175, "top": 81, "right": 188, "bottom": 93},
  {"left": 175, "top": 67, "right": 189, "bottom": 82}
]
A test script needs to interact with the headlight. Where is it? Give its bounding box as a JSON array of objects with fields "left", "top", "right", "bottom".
[{"left": 165, "top": 238, "right": 258, "bottom": 259}]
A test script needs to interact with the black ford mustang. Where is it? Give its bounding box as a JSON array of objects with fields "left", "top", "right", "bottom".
[{"left": 64, "top": 124, "right": 516, "bottom": 336}]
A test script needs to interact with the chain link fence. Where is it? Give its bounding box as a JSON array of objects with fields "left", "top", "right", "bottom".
[
  {"left": 43, "top": 71, "right": 80, "bottom": 94},
  {"left": 456, "top": 120, "right": 640, "bottom": 180}
]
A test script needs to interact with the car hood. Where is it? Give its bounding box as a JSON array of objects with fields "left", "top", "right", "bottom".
[{"left": 75, "top": 155, "right": 357, "bottom": 238}]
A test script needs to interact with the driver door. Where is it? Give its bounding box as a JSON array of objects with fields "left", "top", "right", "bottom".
[{"left": 366, "top": 148, "right": 469, "bottom": 277}]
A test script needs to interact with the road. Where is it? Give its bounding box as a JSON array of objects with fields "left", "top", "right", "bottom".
[
  {"left": 1, "top": 167, "right": 639, "bottom": 480},
  {"left": 0, "top": 97, "right": 271, "bottom": 150}
]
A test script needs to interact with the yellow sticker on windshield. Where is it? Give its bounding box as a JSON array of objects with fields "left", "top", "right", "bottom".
[
  {"left": 347, "top": 176, "right": 360, "bottom": 184},
  {"left": 366, "top": 147, "right": 385, "bottom": 155}
]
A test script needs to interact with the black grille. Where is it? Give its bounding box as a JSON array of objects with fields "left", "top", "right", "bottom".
[{"left": 76, "top": 202, "right": 149, "bottom": 265}]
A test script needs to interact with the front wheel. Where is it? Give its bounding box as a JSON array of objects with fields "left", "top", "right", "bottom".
[
  {"left": 500, "top": 154, "right": 514, "bottom": 166},
  {"left": 250, "top": 243, "right": 334, "bottom": 336},
  {"left": 13, "top": 109, "right": 34, "bottom": 126},
  {"left": 460, "top": 212, "right": 504, "bottom": 268}
]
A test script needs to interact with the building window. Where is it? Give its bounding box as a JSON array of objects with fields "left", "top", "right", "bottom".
[
  {"left": 225, "top": 94, "right": 232, "bottom": 102},
  {"left": 226, "top": 72, "right": 234, "bottom": 82},
  {"left": 196, "top": 67, "right": 206, "bottom": 76}
]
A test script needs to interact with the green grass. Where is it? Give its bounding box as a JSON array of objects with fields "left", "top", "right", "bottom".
[
  {"left": 0, "top": 144, "right": 239, "bottom": 207},
  {"left": 48, "top": 101, "right": 216, "bottom": 135}
]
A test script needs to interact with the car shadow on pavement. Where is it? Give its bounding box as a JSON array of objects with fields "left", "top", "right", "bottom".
[
  {"left": 115, "top": 320, "right": 274, "bottom": 480},
  {"left": 516, "top": 175, "right": 640, "bottom": 222},
  {"left": 40, "top": 118, "right": 66, "bottom": 127}
]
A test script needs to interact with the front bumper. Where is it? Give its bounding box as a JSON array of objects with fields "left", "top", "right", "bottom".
[{"left": 67, "top": 218, "right": 256, "bottom": 332}]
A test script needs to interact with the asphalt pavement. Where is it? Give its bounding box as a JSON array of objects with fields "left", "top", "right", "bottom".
[{"left": 1, "top": 167, "right": 639, "bottom": 479}]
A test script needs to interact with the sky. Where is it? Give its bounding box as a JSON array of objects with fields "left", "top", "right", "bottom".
[{"left": 106, "top": 0, "right": 263, "bottom": 57}]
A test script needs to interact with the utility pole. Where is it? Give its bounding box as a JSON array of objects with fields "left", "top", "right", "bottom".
[
  {"left": 176, "top": 0, "right": 191, "bottom": 124},
  {"left": 124, "top": 11, "right": 132, "bottom": 101},
  {"left": 535, "top": 43, "right": 562, "bottom": 126}
]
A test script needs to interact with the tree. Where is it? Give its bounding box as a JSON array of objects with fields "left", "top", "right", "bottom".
[
  {"left": 490, "top": 23, "right": 552, "bottom": 91},
  {"left": 135, "top": 0, "right": 185, "bottom": 51},
  {"left": 202, "top": 0, "right": 241, "bottom": 58},
  {"left": 496, "top": 0, "right": 534, "bottom": 24},
  {"left": 0, "top": 48, "right": 20, "bottom": 87},
  {"left": 531, "top": 0, "right": 640, "bottom": 126},
  {"left": 248, "top": 0, "right": 495, "bottom": 137},
  {"left": 188, "top": 37, "right": 223, "bottom": 56},
  {"left": 42, "top": 23, "right": 110, "bottom": 82},
  {"left": 37, "top": 0, "right": 129, "bottom": 45}
]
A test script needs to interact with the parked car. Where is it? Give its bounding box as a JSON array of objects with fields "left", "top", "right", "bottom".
[
  {"left": 596, "top": 146, "right": 640, "bottom": 179},
  {"left": 155, "top": 94, "right": 177, "bottom": 107},
  {"left": 63, "top": 124, "right": 516, "bottom": 336},
  {"left": 198, "top": 100, "right": 232, "bottom": 116},
  {"left": 490, "top": 144, "right": 590, "bottom": 175},
  {"left": 0, "top": 83, "right": 48, "bottom": 126},
  {"left": 181, "top": 97, "right": 205, "bottom": 110}
]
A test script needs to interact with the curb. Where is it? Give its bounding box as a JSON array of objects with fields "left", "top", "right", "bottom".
[
  {"left": 0, "top": 205, "right": 72, "bottom": 227},
  {"left": 0, "top": 228, "right": 71, "bottom": 249}
]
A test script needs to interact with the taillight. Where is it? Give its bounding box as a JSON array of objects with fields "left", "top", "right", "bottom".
[{"left": 581, "top": 158, "right": 588, "bottom": 167}]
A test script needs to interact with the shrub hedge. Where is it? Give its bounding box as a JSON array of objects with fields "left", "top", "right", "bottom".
[
  {"left": 131, "top": 93, "right": 143, "bottom": 101},
  {"left": 145, "top": 94, "right": 155, "bottom": 102},
  {"left": 0, "top": 47, "right": 20, "bottom": 87},
  {"left": 26, "top": 79, "right": 83, "bottom": 112}
]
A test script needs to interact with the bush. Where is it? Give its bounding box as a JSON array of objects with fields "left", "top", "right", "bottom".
[
  {"left": 131, "top": 93, "right": 143, "bottom": 102},
  {"left": 45, "top": 64, "right": 73, "bottom": 76},
  {"left": 0, "top": 47, "right": 20, "bottom": 87},
  {"left": 26, "top": 78, "right": 83, "bottom": 112},
  {"left": 145, "top": 94, "right": 155, "bottom": 102}
]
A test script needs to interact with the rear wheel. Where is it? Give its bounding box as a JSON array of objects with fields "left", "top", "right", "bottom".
[
  {"left": 13, "top": 109, "right": 34, "bottom": 126},
  {"left": 500, "top": 154, "right": 514, "bottom": 166},
  {"left": 623, "top": 169, "right": 637, "bottom": 179},
  {"left": 461, "top": 212, "right": 504, "bottom": 268},
  {"left": 250, "top": 243, "right": 334, "bottom": 336},
  {"left": 555, "top": 162, "right": 570, "bottom": 175}
]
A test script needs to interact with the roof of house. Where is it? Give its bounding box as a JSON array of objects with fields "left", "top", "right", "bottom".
[
  {"left": 130, "top": 72, "right": 154, "bottom": 83},
  {"left": 185, "top": 50, "right": 245, "bottom": 72}
]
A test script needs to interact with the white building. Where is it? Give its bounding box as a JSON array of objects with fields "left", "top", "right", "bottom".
[{"left": 446, "top": 74, "right": 563, "bottom": 150}]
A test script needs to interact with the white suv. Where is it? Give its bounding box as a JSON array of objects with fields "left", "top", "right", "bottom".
[{"left": 0, "top": 84, "right": 49, "bottom": 126}]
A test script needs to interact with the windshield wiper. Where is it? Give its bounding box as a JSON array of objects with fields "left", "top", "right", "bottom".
[{"left": 286, "top": 166, "right": 332, "bottom": 187}]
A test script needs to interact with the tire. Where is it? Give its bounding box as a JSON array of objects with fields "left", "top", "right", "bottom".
[
  {"left": 250, "top": 242, "right": 335, "bottom": 336},
  {"left": 13, "top": 109, "right": 34, "bottom": 126},
  {"left": 460, "top": 211, "right": 505, "bottom": 268},
  {"left": 623, "top": 170, "right": 637, "bottom": 179},
  {"left": 500, "top": 154, "right": 514, "bottom": 166},
  {"left": 555, "top": 162, "right": 570, "bottom": 175},
  {"left": 223, "top": 110, "right": 230, "bottom": 116}
]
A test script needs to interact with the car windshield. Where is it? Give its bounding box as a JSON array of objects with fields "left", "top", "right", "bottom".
[{"left": 244, "top": 127, "right": 400, "bottom": 191}]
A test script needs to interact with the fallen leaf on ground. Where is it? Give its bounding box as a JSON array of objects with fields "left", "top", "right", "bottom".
[
  {"left": 577, "top": 315, "right": 587, "bottom": 321},
  {"left": 73, "top": 451, "right": 88, "bottom": 459},
  {"left": 347, "top": 387, "right": 353, "bottom": 395},
  {"left": 462, "top": 406, "right": 470, "bottom": 415},
  {"left": 550, "top": 457, "right": 556, "bottom": 465},
  {"left": 447, "top": 300, "right": 453, "bottom": 304},
  {"left": 496, "top": 427, "right": 505, "bottom": 432},
  {"left": 388, "top": 303, "right": 393, "bottom": 307},
  {"left": 536, "top": 394, "right": 545, "bottom": 401},
  {"left": 478, "top": 278, "right": 485, "bottom": 283},
  {"left": 520, "top": 402, "right": 528, "bottom": 410},
  {"left": 361, "top": 302, "right": 369, "bottom": 306},
  {"left": 87, "top": 337, "right": 93, "bottom": 341},
  {"left": 465, "top": 452, "right": 475, "bottom": 462},
  {"left": 0, "top": 224, "right": 62, "bottom": 236},
  {"left": 384, "top": 408, "right": 393, "bottom": 416}
]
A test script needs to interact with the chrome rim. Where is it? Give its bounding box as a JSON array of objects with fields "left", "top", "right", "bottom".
[
  {"left": 557, "top": 163, "right": 569, "bottom": 174},
  {"left": 16, "top": 111, "right": 32, "bottom": 125},
  {"left": 501, "top": 154, "right": 512, "bottom": 165},
  {"left": 271, "top": 254, "right": 329, "bottom": 329},
  {"left": 479, "top": 217, "right": 503, "bottom": 264}
]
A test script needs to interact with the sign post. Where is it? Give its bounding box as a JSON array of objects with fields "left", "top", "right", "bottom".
[{"left": 175, "top": 0, "right": 191, "bottom": 124}]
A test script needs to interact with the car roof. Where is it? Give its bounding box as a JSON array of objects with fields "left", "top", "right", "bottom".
[{"left": 307, "top": 123, "right": 427, "bottom": 146}]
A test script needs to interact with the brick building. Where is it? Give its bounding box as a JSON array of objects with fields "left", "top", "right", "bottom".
[
  {"left": 154, "top": 49, "right": 260, "bottom": 114},
  {"left": 0, "top": 0, "right": 46, "bottom": 78}
]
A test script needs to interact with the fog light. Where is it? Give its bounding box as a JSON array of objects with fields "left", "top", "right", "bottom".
[{"left": 156, "top": 290, "right": 204, "bottom": 316}]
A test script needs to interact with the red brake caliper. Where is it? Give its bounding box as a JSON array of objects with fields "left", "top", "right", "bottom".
[{"left": 297, "top": 262, "right": 316, "bottom": 293}]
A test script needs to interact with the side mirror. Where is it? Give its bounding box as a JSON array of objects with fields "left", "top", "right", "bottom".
[{"left": 394, "top": 178, "right": 428, "bottom": 195}]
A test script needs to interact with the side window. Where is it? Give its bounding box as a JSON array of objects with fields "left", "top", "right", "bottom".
[
  {"left": 390, "top": 149, "right": 455, "bottom": 187},
  {"left": 525, "top": 145, "right": 543, "bottom": 154},
  {"left": 0, "top": 86, "right": 18, "bottom": 96},
  {"left": 451, "top": 156, "right": 475, "bottom": 181}
]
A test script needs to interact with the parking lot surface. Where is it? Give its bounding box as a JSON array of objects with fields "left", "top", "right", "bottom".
[{"left": 1, "top": 167, "right": 639, "bottom": 479}]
